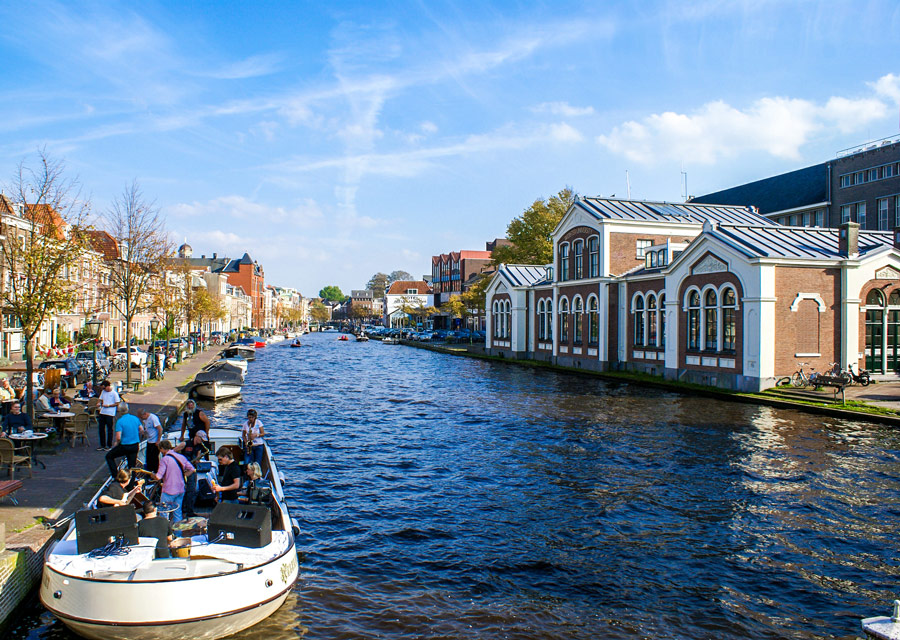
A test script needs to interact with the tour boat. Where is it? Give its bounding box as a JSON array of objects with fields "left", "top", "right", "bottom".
[
  {"left": 40, "top": 427, "right": 300, "bottom": 640},
  {"left": 191, "top": 362, "right": 244, "bottom": 401}
]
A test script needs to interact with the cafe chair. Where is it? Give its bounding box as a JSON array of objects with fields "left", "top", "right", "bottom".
[
  {"left": 34, "top": 414, "right": 54, "bottom": 432},
  {"left": 0, "top": 438, "right": 32, "bottom": 479},
  {"left": 64, "top": 414, "right": 90, "bottom": 448}
]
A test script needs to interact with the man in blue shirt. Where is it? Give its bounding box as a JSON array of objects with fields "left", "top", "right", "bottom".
[{"left": 105, "top": 402, "right": 142, "bottom": 478}]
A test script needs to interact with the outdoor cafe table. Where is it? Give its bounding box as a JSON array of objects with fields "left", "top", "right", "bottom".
[
  {"left": 43, "top": 411, "right": 75, "bottom": 432},
  {"left": 9, "top": 432, "right": 48, "bottom": 469}
]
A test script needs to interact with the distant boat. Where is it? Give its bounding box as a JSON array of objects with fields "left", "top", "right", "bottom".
[
  {"left": 338, "top": 335, "right": 349, "bottom": 342},
  {"left": 290, "top": 339, "right": 302, "bottom": 348},
  {"left": 355, "top": 333, "right": 369, "bottom": 342},
  {"left": 382, "top": 337, "right": 400, "bottom": 345}
]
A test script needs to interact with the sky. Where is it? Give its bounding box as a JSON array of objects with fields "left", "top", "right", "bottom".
[{"left": 1, "top": 0, "right": 899, "bottom": 296}]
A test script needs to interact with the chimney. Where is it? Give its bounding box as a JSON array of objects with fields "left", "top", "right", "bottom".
[
  {"left": 212, "top": 252, "right": 217, "bottom": 259},
  {"left": 839, "top": 221, "right": 859, "bottom": 257}
]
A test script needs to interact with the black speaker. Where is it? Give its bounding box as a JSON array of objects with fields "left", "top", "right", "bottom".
[
  {"left": 208, "top": 502, "right": 271, "bottom": 548},
  {"left": 75, "top": 507, "right": 139, "bottom": 554}
]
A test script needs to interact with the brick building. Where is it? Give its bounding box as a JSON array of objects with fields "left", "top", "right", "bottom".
[
  {"left": 485, "top": 196, "right": 900, "bottom": 391},
  {"left": 217, "top": 253, "right": 266, "bottom": 329}
]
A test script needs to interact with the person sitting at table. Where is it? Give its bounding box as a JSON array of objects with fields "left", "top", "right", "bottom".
[
  {"left": 78, "top": 380, "right": 99, "bottom": 399},
  {"left": 35, "top": 388, "right": 53, "bottom": 413},
  {"left": 210, "top": 447, "right": 241, "bottom": 504},
  {"left": 137, "top": 501, "right": 174, "bottom": 558},
  {"left": 49, "top": 388, "right": 70, "bottom": 411},
  {"left": 104, "top": 402, "right": 141, "bottom": 478},
  {"left": 98, "top": 469, "right": 141, "bottom": 507},
  {"left": 0, "top": 377, "right": 14, "bottom": 401},
  {"left": 1, "top": 402, "right": 31, "bottom": 437}
]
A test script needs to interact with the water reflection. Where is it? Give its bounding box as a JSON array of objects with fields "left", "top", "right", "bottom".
[{"left": 18, "top": 333, "right": 900, "bottom": 639}]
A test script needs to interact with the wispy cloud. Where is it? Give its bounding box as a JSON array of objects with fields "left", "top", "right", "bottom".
[
  {"left": 532, "top": 101, "right": 596, "bottom": 117},
  {"left": 200, "top": 53, "right": 284, "bottom": 80},
  {"left": 168, "top": 195, "right": 323, "bottom": 226}
]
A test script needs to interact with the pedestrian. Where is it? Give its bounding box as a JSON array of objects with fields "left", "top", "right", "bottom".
[
  {"left": 241, "top": 409, "right": 265, "bottom": 467},
  {"left": 97, "top": 380, "right": 119, "bottom": 450},
  {"left": 105, "top": 402, "right": 141, "bottom": 478},
  {"left": 138, "top": 408, "right": 163, "bottom": 473},
  {"left": 152, "top": 440, "right": 195, "bottom": 522}
]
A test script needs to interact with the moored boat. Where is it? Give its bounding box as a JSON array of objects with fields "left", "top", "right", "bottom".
[
  {"left": 224, "top": 344, "right": 256, "bottom": 361},
  {"left": 191, "top": 362, "right": 244, "bottom": 401},
  {"left": 218, "top": 355, "right": 248, "bottom": 374},
  {"left": 40, "top": 427, "right": 299, "bottom": 640}
]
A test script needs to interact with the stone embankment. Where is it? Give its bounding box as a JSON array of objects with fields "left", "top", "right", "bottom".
[{"left": 0, "top": 345, "right": 225, "bottom": 633}]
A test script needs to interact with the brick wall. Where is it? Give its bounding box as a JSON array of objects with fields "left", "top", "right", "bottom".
[
  {"left": 677, "top": 270, "right": 744, "bottom": 373},
  {"left": 773, "top": 266, "right": 840, "bottom": 376},
  {"left": 608, "top": 233, "right": 694, "bottom": 276},
  {"left": 626, "top": 278, "right": 666, "bottom": 361},
  {"left": 557, "top": 283, "right": 600, "bottom": 356}
]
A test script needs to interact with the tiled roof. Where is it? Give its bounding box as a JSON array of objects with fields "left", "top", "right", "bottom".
[
  {"left": 710, "top": 225, "right": 892, "bottom": 260},
  {"left": 576, "top": 197, "right": 775, "bottom": 227},
  {"left": 387, "top": 280, "right": 431, "bottom": 295},
  {"left": 691, "top": 163, "right": 828, "bottom": 215},
  {"left": 86, "top": 230, "right": 120, "bottom": 259},
  {"left": 499, "top": 264, "right": 549, "bottom": 287}
]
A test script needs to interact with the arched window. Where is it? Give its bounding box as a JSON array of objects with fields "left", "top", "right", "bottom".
[
  {"left": 504, "top": 300, "right": 511, "bottom": 338},
  {"left": 659, "top": 293, "right": 666, "bottom": 348},
  {"left": 647, "top": 294, "right": 657, "bottom": 346},
  {"left": 704, "top": 289, "right": 718, "bottom": 351},
  {"left": 573, "top": 240, "right": 584, "bottom": 279},
  {"left": 890, "top": 290, "right": 900, "bottom": 306},
  {"left": 559, "top": 244, "right": 570, "bottom": 281},
  {"left": 868, "top": 289, "right": 885, "bottom": 306},
  {"left": 634, "top": 295, "right": 645, "bottom": 346},
  {"left": 588, "top": 296, "right": 599, "bottom": 345},
  {"left": 559, "top": 297, "right": 569, "bottom": 342},
  {"left": 545, "top": 299, "right": 553, "bottom": 342},
  {"left": 538, "top": 299, "right": 546, "bottom": 340},
  {"left": 573, "top": 297, "right": 583, "bottom": 343},
  {"left": 722, "top": 288, "right": 737, "bottom": 352},
  {"left": 588, "top": 236, "right": 599, "bottom": 277},
  {"left": 492, "top": 300, "right": 499, "bottom": 338},
  {"left": 687, "top": 290, "right": 701, "bottom": 350}
]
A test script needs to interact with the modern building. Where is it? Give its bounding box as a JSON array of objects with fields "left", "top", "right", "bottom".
[
  {"left": 693, "top": 135, "right": 900, "bottom": 230},
  {"left": 485, "top": 195, "right": 900, "bottom": 390}
]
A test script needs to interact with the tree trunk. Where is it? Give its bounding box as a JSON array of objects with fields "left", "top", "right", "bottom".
[
  {"left": 124, "top": 320, "right": 132, "bottom": 385},
  {"left": 24, "top": 336, "right": 34, "bottom": 420}
]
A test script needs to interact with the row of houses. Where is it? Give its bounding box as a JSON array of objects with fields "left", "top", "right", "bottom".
[
  {"left": 483, "top": 137, "right": 900, "bottom": 391},
  {"left": 0, "top": 194, "right": 309, "bottom": 359}
]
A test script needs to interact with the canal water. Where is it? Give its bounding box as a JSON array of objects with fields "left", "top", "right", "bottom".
[{"left": 18, "top": 332, "right": 900, "bottom": 639}]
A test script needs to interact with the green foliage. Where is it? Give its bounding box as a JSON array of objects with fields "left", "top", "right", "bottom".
[
  {"left": 460, "top": 273, "right": 493, "bottom": 313},
  {"left": 366, "top": 273, "right": 389, "bottom": 298},
  {"left": 491, "top": 187, "right": 576, "bottom": 266},
  {"left": 388, "top": 270, "right": 412, "bottom": 283},
  {"left": 310, "top": 302, "right": 330, "bottom": 323},
  {"left": 318, "top": 285, "right": 344, "bottom": 302}
]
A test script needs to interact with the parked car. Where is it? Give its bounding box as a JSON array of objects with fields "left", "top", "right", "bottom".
[
  {"left": 116, "top": 346, "right": 148, "bottom": 367},
  {"left": 74, "top": 350, "right": 112, "bottom": 372},
  {"left": 38, "top": 358, "right": 88, "bottom": 388}
]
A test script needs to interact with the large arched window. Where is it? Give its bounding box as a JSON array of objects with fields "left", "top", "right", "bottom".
[
  {"left": 634, "top": 294, "right": 645, "bottom": 346},
  {"left": 687, "top": 290, "right": 701, "bottom": 350},
  {"left": 559, "top": 297, "right": 569, "bottom": 342},
  {"left": 503, "top": 300, "right": 511, "bottom": 338},
  {"left": 559, "top": 244, "right": 570, "bottom": 281},
  {"left": 573, "top": 296, "right": 583, "bottom": 343},
  {"left": 704, "top": 289, "right": 718, "bottom": 351},
  {"left": 588, "top": 236, "right": 599, "bottom": 277},
  {"left": 545, "top": 299, "right": 553, "bottom": 342},
  {"left": 492, "top": 300, "right": 500, "bottom": 338},
  {"left": 647, "top": 293, "right": 658, "bottom": 346},
  {"left": 588, "top": 296, "right": 599, "bottom": 345},
  {"left": 659, "top": 293, "right": 666, "bottom": 348},
  {"left": 538, "top": 299, "right": 546, "bottom": 340},
  {"left": 573, "top": 240, "right": 584, "bottom": 279},
  {"left": 722, "top": 288, "right": 737, "bottom": 352}
]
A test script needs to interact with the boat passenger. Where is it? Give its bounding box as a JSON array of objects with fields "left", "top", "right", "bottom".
[
  {"left": 241, "top": 409, "right": 265, "bottom": 467},
  {"left": 137, "top": 501, "right": 174, "bottom": 558},
  {"left": 105, "top": 402, "right": 141, "bottom": 479},
  {"left": 211, "top": 447, "right": 241, "bottom": 504},
  {"left": 177, "top": 400, "right": 209, "bottom": 461},
  {"left": 98, "top": 469, "right": 133, "bottom": 507},
  {"left": 242, "top": 463, "right": 273, "bottom": 507},
  {"left": 138, "top": 408, "right": 163, "bottom": 474},
  {"left": 152, "top": 440, "right": 195, "bottom": 522},
  {"left": 97, "top": 380, "right": 120, "bottom": 451}
]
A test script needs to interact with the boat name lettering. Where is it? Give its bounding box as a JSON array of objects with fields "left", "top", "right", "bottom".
[{"left": 280, "top": 556, "right": 297, "bottom": 584}]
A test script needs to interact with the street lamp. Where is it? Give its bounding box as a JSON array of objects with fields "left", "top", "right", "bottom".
[
  {"left": 85, "top": 318, "right": 102, "bottom": 391},
  {"left": 149, "top": 318, "right": 160, "bottom": 378}
]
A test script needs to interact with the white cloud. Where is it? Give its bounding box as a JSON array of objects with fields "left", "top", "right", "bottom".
[
  {"left": 532, "top": 101, "right": 595, "bottom": 117},
  {"left": 203, "top": 53, "right": 284, "bottom": 80},
  {"left": 548, "top": 122, "right": 583, "bottom": 143},
  {"left": 871, "top": 73, "right": 900, "bottom": 103},
  {"left": 420, "top": 121, "right": 438, "bottom": 134},
  {"left": 168, "top": 196, "right": 323, "bottom": 226},
  {"left": 597, "top": 93, "right": 889, "bottom": 165}
]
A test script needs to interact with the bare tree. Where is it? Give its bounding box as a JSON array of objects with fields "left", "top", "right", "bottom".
[
  {"left": 103, "top": 181, "right": 170, "bottom": 385},
  {"left": 1, "top": 151, "right": 90, "bottom": 417}
]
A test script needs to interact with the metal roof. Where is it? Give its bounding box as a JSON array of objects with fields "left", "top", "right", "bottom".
[
  {"left": 576, "top": 197, "right": 775, "bottom": 227},
  {"left": 500, "top": 265, "right": 549, "bottom": 288},
  {"left": 711, "top": 225, "right": 893, "bottom": 260},
  {"left": 691, "top": 163, "right": 828, "bottom": 215}
]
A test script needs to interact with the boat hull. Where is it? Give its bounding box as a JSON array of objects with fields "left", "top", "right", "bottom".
[{"left": 193, "top": 382, "right": 242, "bottom": 400}]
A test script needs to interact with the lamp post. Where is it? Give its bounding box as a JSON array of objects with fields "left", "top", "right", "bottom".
[
  {"left": 149, "top": 318, "right": 160, "bottom": 378},
  {"left": 85, "top": 318, "right": 102, "bottom": 391}
]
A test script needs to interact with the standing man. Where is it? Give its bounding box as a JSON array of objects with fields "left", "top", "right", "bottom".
[
  {"left": 105, "top": 402, "right": 141, "bottom": 478},
  {"left": 97, "top": 380, "right": 120, "bottom": 451},
  {"left": 152, "top": 440, "right": 195, "bottom": 522},
  {"left": 176, "top": 400, "right": 210, "bottom": 461},
  {"left": 210, "top": 447, "right": 242, "bottom": 504},
  {"left": 138, "top": 408, "right": 163, "bottom": 474}
]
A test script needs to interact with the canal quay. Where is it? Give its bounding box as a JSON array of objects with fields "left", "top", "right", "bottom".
[{"left": 14, "top": 332, "right": 900, "bottom": 640}]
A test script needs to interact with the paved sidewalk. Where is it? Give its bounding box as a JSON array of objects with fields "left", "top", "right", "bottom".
[{"left": 0, "top": 345, "right": 225, "bottom": 536}]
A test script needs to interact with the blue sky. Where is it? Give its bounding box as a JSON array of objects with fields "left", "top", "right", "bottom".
[{"left": 1, "top": 1, "right": 899, "bottom": 295}]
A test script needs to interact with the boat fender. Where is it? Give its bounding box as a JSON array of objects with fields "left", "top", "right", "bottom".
[
  {"left": 291, "top": 517, "right": 301, "bottom": 536},
  {"left": 278, "top": 471, "right": 286, "bottom": 487}
]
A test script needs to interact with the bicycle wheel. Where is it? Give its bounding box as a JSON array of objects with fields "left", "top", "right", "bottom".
[
  {"left": 790, "top": 372, "right": 806, "bottom": 387},
  {"left": 59, "top": 378, "right": 68, "bottom": 391},
  {"left": 861, "top": 374, "right": 871, "bottom": 386}
]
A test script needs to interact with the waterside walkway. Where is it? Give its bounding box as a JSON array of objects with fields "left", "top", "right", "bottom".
[{"left": 0, "top": 345, "right": 225, "bottom": 632}]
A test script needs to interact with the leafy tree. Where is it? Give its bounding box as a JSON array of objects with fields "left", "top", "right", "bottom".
[
  {"left": 349, "top": 305, "right": 369, "bottom": 321},
  {"left": 309, "top": 301, "right": 330, "bottom": 324},
  {"left": 388, "top": 270, "right": 413, "bottom": 284},
  {"left": 444, "top": 295, "right": 471, "bottom": 329},
  {"left": 1, "top": 151, "right": 89, "bottom": 417},
  {"left": 491, "top": 187, "right": 576, "bottom": 266},
  {"left": 366, "top": 272, "right": 389, "bottom": 298},
  {"left": 192, "top": 286, "right": 225, "bottom": 337},
  {"left": 460, "top": 273, "right": 493, "bottom": 315},
  {"left": 318, "top": 285, "right": 344, "bottom": 302}
]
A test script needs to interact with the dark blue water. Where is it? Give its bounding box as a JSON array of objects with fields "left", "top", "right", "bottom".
[{"left": 19, "top": 332, "right": 900, "bottom": 639}]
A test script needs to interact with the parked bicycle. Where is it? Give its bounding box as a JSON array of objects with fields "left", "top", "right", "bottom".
[
  {"left": 778, "top": 362, "right": 821, "bottom": 388},
  {"left": 111, "top": 353, "right": 128, "bottom": 372}
]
